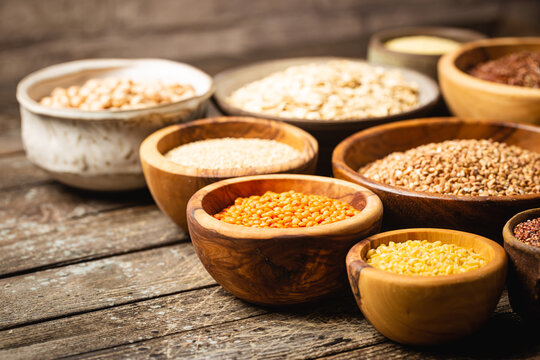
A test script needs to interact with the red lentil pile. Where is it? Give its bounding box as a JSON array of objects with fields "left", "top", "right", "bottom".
[
  {"left": 213, "top": 190, "right": 360, "bottom": 228},
  {"left": 514, "top": 217, "right": 540, "bottom": 247},
  {"left": 468, "top": 51, "right": 540, "bottom": 88}
]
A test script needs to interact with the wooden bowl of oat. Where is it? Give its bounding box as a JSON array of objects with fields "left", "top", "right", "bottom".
[
  {"left": 140, "top": 116, "right": 318, "bottom": 232},
  {"left": 214, "top": 57, "right": 439, "bottom": 145},
  {"left": 332, "top": 117, "right": 540, "bottom": 241}
]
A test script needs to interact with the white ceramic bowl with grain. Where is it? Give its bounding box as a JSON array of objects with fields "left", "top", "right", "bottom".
[{"left": 16, "top": 58, "right": 214, "bottom": 191}]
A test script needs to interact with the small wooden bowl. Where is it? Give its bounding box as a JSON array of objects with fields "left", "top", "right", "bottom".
[
  {"left": 439, "top": 37, "right": 540, "bottom": 125},
  {"left": 346, "top": 228, "right": 507, "bottom": 345},
  {"left": 332, "top": 117, "right": 540, "bottom": 241},
  {"left": 503, "top": 208, "right": 540, "bottom": 321},
  {"left": 140, "top": 117, "right": 318, "bottom": 232},
  {"left": 186, "top": 174, "right": 383, "bottom": 306},
  {"left": 368, "top": 26, "right": 485, "bottom": 79}
]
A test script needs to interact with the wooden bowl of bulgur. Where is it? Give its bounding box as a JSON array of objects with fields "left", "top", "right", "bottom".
[
  {"left": 332, "top": 117, "right": 540, "bottom": 241},
  {"left": 346, "top": 228, "right": 507, "bottom": 345},
  {"left": 140, "top": 116, "right": 318, "bottom": 232},
  {"left": 503, "top": 207, "right": 540, "bottom": 321},
  {"left": 186, "top": 174, "right": 383, "bottom": 306},
  {"left": 16, "top": 58, "right": 214, "bottom": 191}
]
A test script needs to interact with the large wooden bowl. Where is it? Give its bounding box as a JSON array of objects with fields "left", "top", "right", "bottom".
[
  {"left": 439, "top": 37, "right": 540, "bottom": 125},
  {"left": 368, "top": 26, "right": 485, "bottom": 79},
  {"left": 503, "top": 208, "right": 540, "bottom": 321},
  {"left": 140, "top": 117, "right": 318, "bottom": 232},
  {"left": 186, "top": 174, "right": 383, "bottom": 306},
  {"left": 332, "top": 117, "right": 540, "bottom": 241},
  {"left": 346, "top": 228, "right": 507, "bottom": 345}
]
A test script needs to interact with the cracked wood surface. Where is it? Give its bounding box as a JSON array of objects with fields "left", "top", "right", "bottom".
[{"left": 1, "top": 81, "right": 537, "bottom": 360}]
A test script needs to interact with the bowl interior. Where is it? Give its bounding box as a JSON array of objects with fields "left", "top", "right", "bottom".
[
  {"left": 156, "top": 119, "right": 310, "bottom": 157},
  {"left": 24, "top": 59, "right": 213, "bottom": 105},
  {"left": 214, "top": 57, "right": 439, "bottom": 130},
  {"left": 355, "top": 229, "right": 498, "bottom": 268},
  {"left": 200, "top": 177, "right": 368, "bottom": 217},
  {"left": 340, "top": 118, "right": 540, "bottom": 177},
  {"left": 504, "top": 208, "right": 540, "bottom": 252},
  {"left": 454, "top": 42, "right": 540, "bottom": 74}
]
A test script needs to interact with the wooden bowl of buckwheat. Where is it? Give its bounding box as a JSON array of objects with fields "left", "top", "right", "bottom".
[
  {"left": 214, "top": 57, "right": 439, "bottom": 144},
  {"left": 16, "top": 58, "right": 214, "bottom": 191},
  {"left": 332, "top": 117, "right": 540, "bottom": 241}
]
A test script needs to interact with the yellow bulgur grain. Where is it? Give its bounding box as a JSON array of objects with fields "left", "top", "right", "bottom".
[{"left": 365, "top": 240, "right": 487, "bottom": 276}]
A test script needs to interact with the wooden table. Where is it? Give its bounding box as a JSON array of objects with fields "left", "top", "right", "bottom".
[{"left": 1, "top": 98, "right": 538, "bottom": 360}]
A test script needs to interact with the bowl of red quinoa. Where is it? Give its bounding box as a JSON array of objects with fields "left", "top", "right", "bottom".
[
  {"left": 503, "top": 207, "right": 540, "bottom": 321},
  {"left": 332, "top": 117, "right": 540, "bottom": 241},
  {"left": 438, "top": 37, "right": 540, "bottom": 125},
  {"left": 140, "top": 116, "right": 318, "bottom": 232}
]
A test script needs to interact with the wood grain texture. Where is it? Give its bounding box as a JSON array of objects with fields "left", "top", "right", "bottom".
[
  {"left": 503, "top": 208, "right": 540, "bottom": 321},
  {"left": 0, "top": 205, "right": 184, "bottom": 276},
  {"left": 332, "top": 117, "right": 540, "bottom": 241},
  {"left": 73, "top": 295, "right": 386, "bottom": 360},
  {"left": 346, "top": 229, "right": 507, "bottom": 346},
  {"left": 439, "top": 37, "right": 540, "bottom": 125},
  {"left": 141, "top": 116, "right": 318, "bottom": 232},
  {"left": 0, "top": 244, "right": 213, "bottom": 330},
  {"left": 0, "top": 286, "right": 267, "bottom": 360},
  {"left": 0, "top": 154, "right": 50, "bottom": 190},
  {"left": 187, "top": 174, "right": 382, "bottom": 306}
]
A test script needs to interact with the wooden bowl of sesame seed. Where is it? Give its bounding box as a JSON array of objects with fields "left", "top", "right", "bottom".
[
  {"left": 503, "top": 207, "right": 540, "bottom": 321},
  {"left": 332, "top": 117, "right": 540, "bottom": 241},
  {"left": 186, "top": 174, "right": 383, "bottom": 306},
  {"left": 140, "top": 116, "right": 318, "bottom": 233},
  {"left": 346, "top": 228, "right": 507, "bottom": 345}
]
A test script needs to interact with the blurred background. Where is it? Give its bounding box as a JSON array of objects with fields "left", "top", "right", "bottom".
[{"left": 1, "top": 0, "right": 540, "bottom": 108}]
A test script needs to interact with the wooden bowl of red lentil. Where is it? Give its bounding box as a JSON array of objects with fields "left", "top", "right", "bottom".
[
  {"left": 439, "top": 37, "right": 540, "bottom": 125},
  {"left": 346, "top": 228, "right": 507, "bottom": 345},
  {"left": 186, "top": 174, "right": 383, "bottom": 306},
  {"left": 332, "top": 117, "right": 540, "bottom": 241},
  {"left": 140, "top": 116, "right": 318, "bottom": 232},
  {"left": 503, "top": 207, "right": 540, "bottom": 321}
]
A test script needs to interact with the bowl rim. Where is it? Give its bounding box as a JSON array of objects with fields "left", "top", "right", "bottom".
[
  {"left": 332, "top": 117, "right": 540, "bottom": 202},
  {"left": 438, "top": 37, "right": 540, "bottom": 98},
  {"left": 187, "top": 173, "right": 383, "bottom": 239},
  {"left": 502, "top": 207, "right": 540, "bottom": 254},
  {"left": 213, "top": 56, "right": 440, "bottom": 126},
  {"left": 16, "top": 58, "right": 215, "bottom": 120},
  {"left": 140, "top": 116, "right": 319, "bottom": 178},
  {"left": 347, "top": 228, "right": 507, "bottom": 285},
  {"left": 369, "top": 26, "right": 486, "bottom": 59}
]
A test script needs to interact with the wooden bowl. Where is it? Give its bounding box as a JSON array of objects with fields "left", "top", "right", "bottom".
[
  {"left": 346, "top": 228, "right": 507, "bottom": 345},
  {"left": 16, "top": 58, "right": 214, "bottom": 191},
  {"left": 368, "top": 26, "right": 485, "bottom": 79},
  {"left": 332, "top": 117, "right": 540, "bottom": 241},
  {"left": 186, "top": 174, "right": 383, "bottom": 306},
  {"left": 503, "top": 208, "right": 540, "bottom": 321},
  {"left": 140, "top": 116, "right": 318, "bottom": 232},
  {"left": 439, "top": 37, "right": 540, "bottom": 125},
  {"left": 214, "top": 57, "right": 439, "bottom": 145}
]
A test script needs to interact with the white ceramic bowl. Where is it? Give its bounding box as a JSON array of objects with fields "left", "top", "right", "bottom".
[{"left": 16, "top": 58, "right": 214, "bottom": 191}]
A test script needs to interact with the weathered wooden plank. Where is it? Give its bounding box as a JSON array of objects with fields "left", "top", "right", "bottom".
[
  {"left": 0, "top": 183, "right": 151, "bottom": 230},
  {"left": 0, "top": 204, "right": 184, "bottom": 276},
  {"left": 72, "top": 295, "right": 384, "bottom": 360},
  {"left": 0, "top": 154, "right": 50, "bottom": 190},
  {"left": 0, "top": 243, "right": 213, "bottom": 330},
  {"left": 73, "top": 292, "right": 521, "bottom": 360},
  {"left": 0, "top": 286, "right": 268, "bottom": 360}
]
